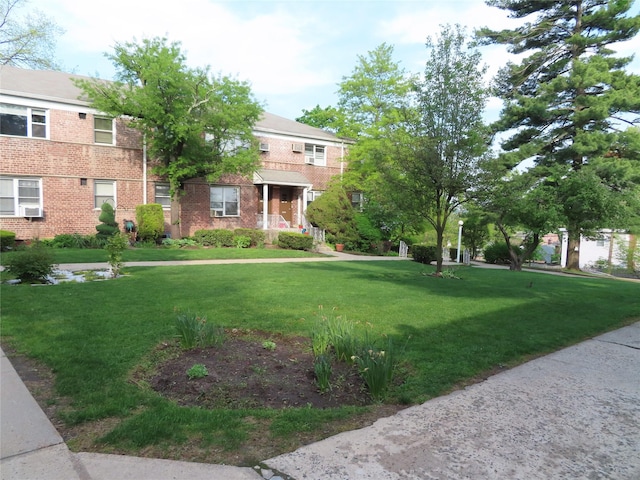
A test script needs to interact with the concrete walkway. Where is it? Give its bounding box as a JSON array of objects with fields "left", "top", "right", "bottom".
[
  {"left": 1, "top": 254, "right": 639, "bottom": 479},
  {"left": 266, "top": 323, "right": 640, "bottom": 479}
]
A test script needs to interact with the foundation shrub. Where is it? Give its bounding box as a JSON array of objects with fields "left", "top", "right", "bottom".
[
  {"left": 0, "top": 230, "right": 16, "bottom": 251},
  {"left": 234, "top": 228, "right": 265, "bottom": 248},
  {"left": 277, "top": 232, "right": 313, "bottom": 250},
  {"left": 96, "top": 203, "right": 119, "bottom": 239},
  {"left": 193, "top": 229, "right": 235, "bottom": 247},
  {"left": 136, "top": 204, "right": 165, "bottom": 243}
]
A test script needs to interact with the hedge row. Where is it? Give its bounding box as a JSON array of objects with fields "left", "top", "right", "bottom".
[
  {"left": 193, "top": 228, "right": 265, "bottom": 248},
  {"left": 277, "top": 232, "right": 314, "bottom": 251}
]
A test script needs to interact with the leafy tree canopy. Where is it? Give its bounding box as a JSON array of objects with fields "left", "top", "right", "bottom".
[
  {"left": 75, "top": 37, "right": 264, "bottom": 238},
  {"left": 0, "top": 0, "right": 63, "bottom": 69},
  {"left": 478, "top": 0, "right": 640, "bottom": 269},
  {"left": 296, "top": 105, "right": 346, "bottom": 135}
]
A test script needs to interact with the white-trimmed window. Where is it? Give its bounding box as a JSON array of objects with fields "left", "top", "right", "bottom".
[
  {"left": 306, "top": 190, "right": 323, "bottom": 207},
  {"left": 94, "top": 116, "right": 114, "bottom": 144},
  {"left": 155, "top": 183, "right": 171, "bottom": 208},
  {"left": 210, "top": 185, "right": 239, "bottom": 217},
  {"left": 94, "top": 180, "right": 115, "bottom": 208},
  {"left": 0, "top": 103, "right": 47, "bottom": 138},
  {"left": 304, "top": 144, "right": 326, "bottom": 166},
  {"left": 0, "top": 177, "right": 43, "bottom": 216}
]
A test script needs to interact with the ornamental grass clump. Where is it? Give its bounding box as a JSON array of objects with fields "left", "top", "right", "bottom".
[
  {"left": 314, "top": 353, "right": 332, "bottom": 393},
  {"left": 175, "top": 311, "right": 225, "bottom": 349},
  {"left": 324, "top": 313, "right": 360, "bottom": 363},
  {"left": 353, "top": 335, "right": 396, "bottom": 402}
]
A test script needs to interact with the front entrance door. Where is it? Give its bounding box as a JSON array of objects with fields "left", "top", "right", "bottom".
[{"left": 280, "top": 187, "right": 293, "bottom": 224}]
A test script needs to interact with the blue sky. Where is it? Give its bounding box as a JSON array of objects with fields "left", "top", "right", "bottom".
[{"left": 29, "top": 0, "right": 640, "bottom": 123}]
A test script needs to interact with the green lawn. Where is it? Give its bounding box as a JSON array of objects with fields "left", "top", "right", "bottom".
[
  {"left": 1, "top": 246, "right": 328, "bottom": 265},
  {"left": 1, "top": 260, "right": 638, "bottom": 463}
]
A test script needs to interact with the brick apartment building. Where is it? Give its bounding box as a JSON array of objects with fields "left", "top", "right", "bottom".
[{"left": 0, "top": 65, "right": 350, "bottom": 240}]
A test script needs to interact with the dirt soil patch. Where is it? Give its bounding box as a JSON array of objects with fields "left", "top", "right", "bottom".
[
  {"left": 2, "top": 333, "right": 406, "bottom": 466},
  {"left": 149, "top": 329, "right": 369, "bottom": 409}
]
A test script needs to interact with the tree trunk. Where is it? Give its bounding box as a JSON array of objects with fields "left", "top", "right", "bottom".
[
  {"left": 170, "top": 193, "right": 182, "bottom": 240},
  {"left": 435, "top": 229, "right": 444, "bottom": 275},
  {"left": 566, "top": 226, "right": 581, "bottom": 270}
]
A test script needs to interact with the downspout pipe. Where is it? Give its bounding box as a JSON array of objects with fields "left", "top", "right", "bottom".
[{"left": 142, "top": 135, "right": 147, "bottom": 204}]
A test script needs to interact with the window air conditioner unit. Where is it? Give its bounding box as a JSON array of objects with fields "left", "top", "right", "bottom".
[
  {"left": 19, "top": 205, "right": 42, "bottom": 217},
  {"left": 211, "top": 210, "right": 223, "bottom": 217},
  {"left": 259, "top": 142, "right": 270, "bottom": 152},
  {"left": 292, "top": 143, "right": 304, "bottom": 153},
  {"left": 305, "top": 156, "right": 315, "bottom": 165}
]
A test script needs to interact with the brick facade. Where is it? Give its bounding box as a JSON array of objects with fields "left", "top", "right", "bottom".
[{"left": 0, "top": 66, "right": 349, "bottom": 240}]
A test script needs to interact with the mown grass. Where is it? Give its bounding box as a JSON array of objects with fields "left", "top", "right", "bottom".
[
  {"left": 0, "top": 246, "right": 327, "bottom": 265},
  {"left": 1, "top": 261, "right": 638, "bottom": 462}
]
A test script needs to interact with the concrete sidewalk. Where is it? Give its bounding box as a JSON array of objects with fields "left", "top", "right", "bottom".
[{"left": 266, "top": 323, "right": 640, "bottom": 479}]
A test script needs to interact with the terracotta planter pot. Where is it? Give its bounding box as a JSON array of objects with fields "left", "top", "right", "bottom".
[{"left": 335, "top": 243, "right": 344, "bottom": 252}]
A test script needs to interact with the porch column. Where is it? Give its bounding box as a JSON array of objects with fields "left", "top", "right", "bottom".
[
  {"left": 262, "top": 184, "right": 269, "bottom": 230},
  {"left": 302, "top": 187, "right": 309, "bottom": 227}
]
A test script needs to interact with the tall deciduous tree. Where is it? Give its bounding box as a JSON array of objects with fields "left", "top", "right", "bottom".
[
  {"left": 76, "top": 37, "right": 263, "bottom": 238},
  {"left": 478, "top": 0, "right": 640, "bottom": 270},
  {"left": 0, "top": 0, "right": 63, "bottom": 69},
  {"left": 337, "top": 43, "right": 423, "bottom": 240},
  {"left": 394, "top": 25, "right": 490, "bottom": 274}
]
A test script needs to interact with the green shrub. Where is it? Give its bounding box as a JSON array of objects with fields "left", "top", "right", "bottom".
[
  {"left": 161, "top": 237, "right": 198, "bottom": 248},
  {"left": 135, "top": 204, "right": 165, "bottom": 243},
  {"left": 96, "top": 203, "right": 119, "bottom": 238},
  {"left": 234, "top": 235, "right": 251, "bottom": 249},
  {"left": 5, "top": 242, "right": 55, "bottom": 283},
  {"left": 187, "top": 364, "right": 208, "bottom": 380},
  {"left": 193, "top": 229, "right": 235, "bottom": 247},
  {"left": 234, "top": 228, "right": 265, "bottom": 248},
  {"left": 305, "top": 183, "right": 358, "bottom": 244},
  {"left": 50, "top": 233, "right": 90, "bottom": 249},
  {"left": 353, "top": 213, "right": 383, "bottom": 252},
  {"left": 277, "top": 232, "right": 314, "bottom": 250},
  {"left": 483, "top": 242, "right": 511, "bottom": 264},
  {"left": 411, "top": 244, "right": 438, "bottom": 264},
  {"left": 0, "top": 230, "right": 16, "bottom": 251}
]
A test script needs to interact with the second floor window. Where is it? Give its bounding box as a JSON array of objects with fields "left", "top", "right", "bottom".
[
  {"left": 0, "top": 103, "right": 47, "bottom": 138},
  {"left": 210, "top": 185, "right": 239, "bottom": 217},
  {"left": 94, "top": 116, "right": 114, "bottom": 144},
  {"left": 304, "top": 144, "right": 326, "bottom": 166}
]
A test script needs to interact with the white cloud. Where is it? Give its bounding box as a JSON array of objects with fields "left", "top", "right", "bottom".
[{"left": 30, "top": 0, "right": 333, "bottom": 100}]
